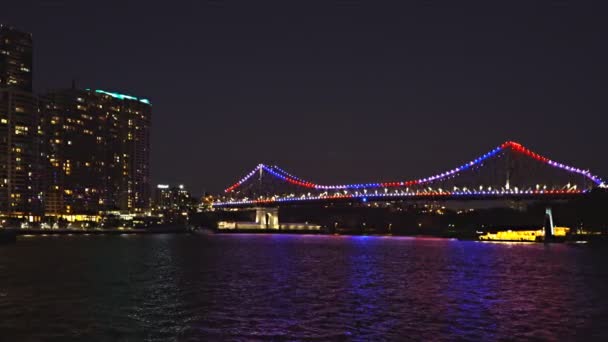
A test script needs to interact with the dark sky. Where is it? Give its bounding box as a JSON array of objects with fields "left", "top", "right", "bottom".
[{"left": 3, "top": 1, "right": 608, "bottom": 194}]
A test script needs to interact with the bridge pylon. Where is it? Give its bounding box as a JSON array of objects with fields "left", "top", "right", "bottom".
[
  {"left": 544, "top": 207, "right": 555, "bottom": 240},
  {"left": 255, "top": 207, "right": 279, "bottom": 229}
]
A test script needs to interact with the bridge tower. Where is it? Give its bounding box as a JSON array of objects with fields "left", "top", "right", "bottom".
[
  {"left": 544, "top": 207, "right": 555, "bottom": 239},
  {"left": 505, "top": 149, "right": 513, "bottom": 190},
  {"left": 258, "top": 165, "right": 264, "bottom": 196},
  {"left": 255, "top": 207, "right": 279, "bottom": 229}
]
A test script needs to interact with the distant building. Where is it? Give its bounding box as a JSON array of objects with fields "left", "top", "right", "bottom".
[
  {"left": 41, "top": 87, "right": 151, "bottom": 216},
  {"left": 153, "top": 184, "right": 195, "bottom": 225},
  {"left": 153, "top": 184, "right": 193, "bottom": 210},
  {"left": 0, "top": 26, "right": 39, "bottom": 217},
  {"left": 0, "top": 25, "right": 33, "bottom": 92}
]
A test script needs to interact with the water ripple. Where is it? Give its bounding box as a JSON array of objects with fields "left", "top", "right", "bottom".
[{"left": 0, "top": 234, "right": 607, "bottom": 340}]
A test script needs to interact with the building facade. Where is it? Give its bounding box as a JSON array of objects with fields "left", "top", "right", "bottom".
[
  {"left": 0, "top": 24, "right": 33, "bottom": 92},
  {"left": 0, "top": 25, "right": 39, "bottom": 217},
  {"left": 153, "top": 184, "right": 195, "bottom": 225},
  {"left": 153, "top": 184, "right": 192, "bottom": 210},
  {"left": 94, "top": 89, "right": 151, "bottom": 211},
  {"left": 41, "top": 88, "right": 151, "bottom": 216},
  {"left": 41, "top": 89, "right": 107, "bottom": 216},
  {"left": 0, "top": 90, "right": 39, "bottom": 216}
]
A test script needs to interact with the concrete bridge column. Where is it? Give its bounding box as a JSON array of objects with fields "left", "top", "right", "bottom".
[
  {"left": 544, "top": 207, "right": 555, "bottom": 239},
  {"left": 255, "top": 207, "right": 279, "bottom": 229}
]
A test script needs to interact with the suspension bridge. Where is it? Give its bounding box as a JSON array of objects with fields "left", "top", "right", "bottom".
[{"left": 213, "top": 141, "right": 605, "bottom": 208}]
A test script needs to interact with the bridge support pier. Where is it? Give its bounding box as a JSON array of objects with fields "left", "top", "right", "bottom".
[
  {"left": 544, "top": 207, "right": 555, "bottom": 240},
  {"left": 255, "top": 207, "right": 279, "bottom": 229}
]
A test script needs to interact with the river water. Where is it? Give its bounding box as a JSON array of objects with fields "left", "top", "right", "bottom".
[{"left": 0, "top": 234, "right": 607, "bottom": 340}]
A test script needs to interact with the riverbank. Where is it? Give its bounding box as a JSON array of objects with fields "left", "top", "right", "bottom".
[
  {"left": 2, "top": 226, "right": 191, "bottom": 238},
  {"left": 5, "top": 227, "right": 608, "bottom": 246},
  {"left": 215, "top": 228, "right": 324, "bottom": 235},
  {"left": 214, "top": 228, "right": 608, "bottom": 244}
]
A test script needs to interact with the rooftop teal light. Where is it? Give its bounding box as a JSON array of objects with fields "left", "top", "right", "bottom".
[{"left": 86, "top": 88, "right": 151, "bottom": 105}]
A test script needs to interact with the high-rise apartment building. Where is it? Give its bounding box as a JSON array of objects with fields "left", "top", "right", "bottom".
[
  {"left": 93, "top": 89, "right": 151, "bottom": 211},
  {"left": 0, "top": 24, "right": 33, "bottom": 92},
  {"left": 41, "top": 89, "right": 107, "bottom": 216},
  {"left": 0, "top": 25, "right": 38, "bottom": 217},
  {"left": 41, "top": 88, "right": 151, "bottom": 216},
  {"left": 0, "top": 90, "right": 39, "bottom": 216}
]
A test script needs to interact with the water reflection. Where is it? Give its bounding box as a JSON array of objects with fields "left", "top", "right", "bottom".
[
  {"left": 444, "top": 241, "right": 501, "bottom": 340},
  {"left": 0, "top": 234, "right": 607, "bottom": 340}
]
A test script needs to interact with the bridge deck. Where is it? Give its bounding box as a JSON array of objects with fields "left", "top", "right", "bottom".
[{"left": 214, "top": 192, "right": 585, "bottom": 208}]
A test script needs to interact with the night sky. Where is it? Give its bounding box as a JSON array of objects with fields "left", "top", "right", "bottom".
[{"left": 3, "top": 1, "right": 607, "bottom": 194}]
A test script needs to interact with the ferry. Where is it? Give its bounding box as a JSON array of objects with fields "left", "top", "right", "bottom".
[{"left": 478, "top": 227, "right": 570, "bottom": 242}]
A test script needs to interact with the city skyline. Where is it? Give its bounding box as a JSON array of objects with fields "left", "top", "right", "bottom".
[
  {"left": 2, "top": 2, "right": 607, "bottom": 194},
  {"left": 1, "top": 24, "right": 151, "bottom": 217}
]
